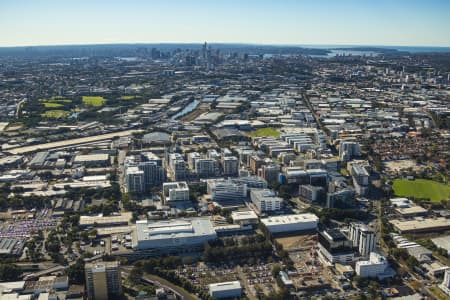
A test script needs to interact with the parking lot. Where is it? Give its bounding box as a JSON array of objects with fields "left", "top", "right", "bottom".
[
  {"left": 175, "top": 261, "right": 279, "bottom": 299},
  {"left": 0, "top": 208, "right": 56, "bottom": 238}
]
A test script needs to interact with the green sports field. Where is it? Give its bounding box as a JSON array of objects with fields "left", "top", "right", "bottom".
[
  {"left": 43, "top": 102, "right": 64, "bottom": 108},
  {"left": 82, "top": 96, "right": 106, "bottom": 107},
  {"left": 249, "top": 127, "right": 280, "bottom": 138},
  {"left": 392, "top": 178, "right": 450, "bottom": 202},
  {"left": 41, "top": 110, "right": 70, "bottom": 119},
  {"left": 119, "top": 95, "right": 140, "bottom": 100},
  {"left": 39, "top": 96, "right": 72, "bottom": 103}
]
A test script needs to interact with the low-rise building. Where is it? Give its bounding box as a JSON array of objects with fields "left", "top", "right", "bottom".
[
  {"left": 261, "top": 213, "right": 318, "bottom": 234},
  {"left": 432, "top": 235, "right": 450, "bottom": 257},
  {"left": 231, "top": 210, "right": 259, "bottom": 226},
  {"left": 73, "top": 154, "right": 109, "bottom": 167},
  {"left": 79, "top": 212, "right": 132, "bottom": 228},
  {"left": 250, "top": 189, "right": 283, "bottom": 213},
  {"left": 318, "top": 229, "right": 355, "bottom": 265},
  {"left": 390, "top": 217, "right": 450, "bottom": 234},
  {"left": 299, "top": 184, "right": 324, "bottom": 202},
  {"left": 356, "top": 252, "right": 396, "bottom": 280},
  {"left": 133, "top": 217, "right": 217, "bottom": 253},
  {"left": 162, "top": 181, "right": 189, "bottom": 203},
  {"left": 207, "top": 179, "right": 247, "bottom": 206},
  {"left": 208, "top": 281, "right": 242, "bottom": 299}
]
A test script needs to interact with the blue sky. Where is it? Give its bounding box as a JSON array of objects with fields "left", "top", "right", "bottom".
[{"left": 0, "top": 0, "right": 449, "bottom": 47}]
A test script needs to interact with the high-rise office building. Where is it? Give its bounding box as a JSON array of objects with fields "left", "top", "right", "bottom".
[
  {"left": 124, "top": 153, "right": 165, "bottom": 192},
  {"left": 260, "top": 164, "right": 280, "bottom": 183},
  {"left": 140, "top": 152, "right": 166, "bottom": 188},
  {"left": 195, "top": 159, "right": 219, "bottom": 178},
  {"left": 207, "top": 179, "right": 247, "bottom": 205},
  {"left": 222, "top": 156, "right": 239, "bottom": 176},
  {"left": 349, "top": 223, "right": 376, "bottom": 257},
  {"left": 125, "top": 166, "right": 145, "bottom": 193},
  {"left": 249, "top": 155, "right": 265, "bottom": 174},
  {"left": 187, "top": 152, "right": 201, "bottom": 170},
  {"left": 169, "top": 153, "right": 188, "bottom": 180},
  {"left": 85, "top": 261, "right": 122, "bottom": 300},
  {"left": 359, "top": 227, "right": 376, "bottom": 257},
  {"left": 441, "top": 268, "right": 450, "bottom": 292},
  {"left": 339, "top": 141, "right": 360, "bottom": 161}
]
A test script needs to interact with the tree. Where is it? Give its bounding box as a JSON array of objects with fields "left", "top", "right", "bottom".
[
  {"left": 129, "top": 266, "right": 143, "bottom": 285},
  {"left": 0, "top": 264, "right": 22, "bottom": 281},
  {"left": 353, "top": 275, "right": 368, "bottom": 288},
  {"left": 182, "top": 256, "right": 196, "bottom": 265},
  {"left": 66, "top": 259, "right": 85, "bottom": 284},
  {"left": 406, "top": 256, "right": 419, "bottom": 269},
  {"left": 271, "top": 263, "right": 282, "bottom": 278}
]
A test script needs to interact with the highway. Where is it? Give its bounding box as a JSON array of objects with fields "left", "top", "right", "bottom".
[{"left": 5, "top": 129, "right": 142, "bottom": 155}]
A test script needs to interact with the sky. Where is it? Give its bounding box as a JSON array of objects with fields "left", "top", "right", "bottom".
[{"left": 1, "top": 0, "right": 450, "bottom": 47}]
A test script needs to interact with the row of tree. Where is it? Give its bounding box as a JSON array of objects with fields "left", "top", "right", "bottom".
[
  {"left": 203, "top": 240, "right": 273, "bottom": 263},
  {"left": 133, "top": 257, "right": 214, "bottom": 300}
]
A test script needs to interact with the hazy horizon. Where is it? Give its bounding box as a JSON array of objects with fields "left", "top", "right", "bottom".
[
  {"left": 1, "top": 0, "right": 450, "bottom": 48},
  {"left": 2, "top": 42, "right": 450, "bottom": 50}
]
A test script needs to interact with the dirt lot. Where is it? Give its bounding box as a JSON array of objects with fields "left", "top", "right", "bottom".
[
  {"left": 275, "top": 234, "right": 317, "bottom": 251},
  {"left": 383, "top": 159, "right": 422, "bottom": 173},
  {"left": 275, "top": 234, "right": 343, "bottom": 293}
]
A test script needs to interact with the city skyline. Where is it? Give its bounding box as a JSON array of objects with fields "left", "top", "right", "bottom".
[{"left": 1, "top": 0, "right": 450, "bottom": 47}]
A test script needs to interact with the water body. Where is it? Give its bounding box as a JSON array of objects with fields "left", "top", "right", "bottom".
[
  {"left": 171, "top": 99, "right": 200, "bottom": 120},
  {"left": 310, "top": 50, "right": 380, "bottom": 58},
  {"left": 299, "top": 44, "right": 450, "bottom": 53}
]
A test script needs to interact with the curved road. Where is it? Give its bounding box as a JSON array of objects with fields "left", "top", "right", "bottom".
[{"left": 122, "top": 267, "right": 200, "bottom": 300}]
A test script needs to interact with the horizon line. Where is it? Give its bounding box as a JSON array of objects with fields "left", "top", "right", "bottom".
[{"left": 1, "top": 41, "right": 450, "bottom": 49}]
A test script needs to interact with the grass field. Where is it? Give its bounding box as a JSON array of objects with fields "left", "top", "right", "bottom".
[
  {"left": 392, "top": 178, "right": 450, "bottom": 202},
  {"left": 39, "top": 97, "right": 72, "bottom": 103},
  {"left": 429, "top": 286, "right": 449, "bottom": 300},
  {"left": 249, "top": 127, "right": 280, "bottom": 138},
  {"left": 82, "top": 96, "right": 106, "bottom": 107},
  {"left": 119, "top": 95, "right": 140, "bottom": 100},
  {"left": 43, "top": 102, "right": 63, "bottom": 108},
  {"left": 41, "top": 110, "right": 70, "bottom": 119}
]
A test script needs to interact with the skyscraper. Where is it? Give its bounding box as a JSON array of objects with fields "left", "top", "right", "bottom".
[
  {"left": 85, "top": 261, "right": 122, "bottom": 300},
  {"left": 125, "top": 166, "right": 145, "bottom": 193},
  {"left": 349, "top": 223, "right": 376, "bottom": 257},
  {"left": 222, "top": 156, "right": 239, "bottom": 177},
  {"left": 441, "top": 268, "right": 450, "bottom": 292},
  {"left": 339, "top": 141, "right": 360, "bottom": 161},
  {"left": 359, "top": 227, "right": 376, "bottom": 257}
]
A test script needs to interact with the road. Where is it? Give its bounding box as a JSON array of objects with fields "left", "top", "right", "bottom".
[
  {"left": 118, "top": 150, "right": 127, "bottom": 191},
  {"left": 236, "top": 265, "right": 257, "bottom": 300},
  {"left": 122, "top": 267, "right": 200, "bottom": 300},
  {"left": 16, "top": 99, "right": 25, "bottom": 117},
  {"left": 302, "top": 92, "right": 327, "bottom": 133},
  {"left": 6, "top": 129, "right": 142, "bottom": 154}
]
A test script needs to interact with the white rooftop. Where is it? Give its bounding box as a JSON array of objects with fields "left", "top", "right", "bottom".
[
  {"left": 136, "top": 217, "right": 216, "bottom": 242},
  {"left": 231, "top": 210, "right": 258, "bottom": 221},
  {"left": 209, "top": 281, "right": 242, "bottom": 292},
  {"left": 261, "top": 213, "right": 319, "bottom": 225}
]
